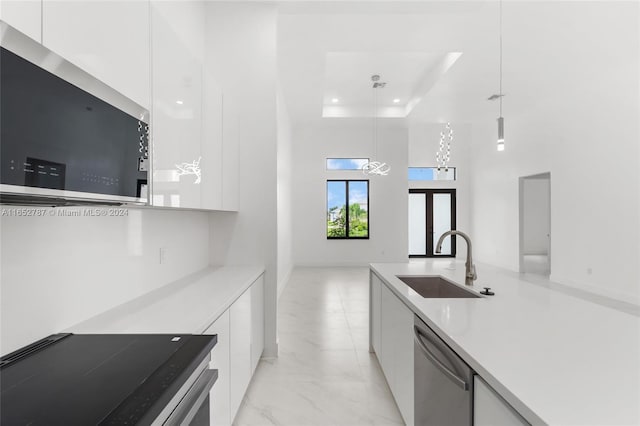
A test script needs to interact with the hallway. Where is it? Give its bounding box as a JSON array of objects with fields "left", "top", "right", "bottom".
[{"left": 233, "top": 267, "right": 404, "bottom": 426}]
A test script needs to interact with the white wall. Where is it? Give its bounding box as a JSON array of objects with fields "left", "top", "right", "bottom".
[
  {"left": 522, "top": 177, "right": 550, "bottom": 255},
  {"left": 407, "top": 122, "right": 472, "bottom": 259},
  {"left": 0, "top": 208, "right": 210, "bottom": 354},
  {"left": 205, "top": 2, "right": 279, "bottom": 357},
  {"left": 277, "top": 87, "right": 293, "bottom": 298},
  {"left": 470, "top": 1, "right": 640, "bottom": 304},
  {"left": 291, "top": 119, "right": 408, "bottom": 266}
]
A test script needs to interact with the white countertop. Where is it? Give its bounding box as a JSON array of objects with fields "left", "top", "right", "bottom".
[
  {"left": 67, "top": 266, "right": 265, "bottom": 334},
  {"left": 370, "top": 260, "right": 640, "bottom": 426}
]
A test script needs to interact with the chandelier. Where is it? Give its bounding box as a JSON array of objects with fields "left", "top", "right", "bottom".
[
  {"left": 362, "top": 75, "right": 391, "bottom": 176},
  {"left": 436, "top": 122, "right": 453, "bottom": 172}
]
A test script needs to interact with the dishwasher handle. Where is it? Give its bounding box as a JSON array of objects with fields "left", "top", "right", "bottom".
[{"left": 414, "top": 325, "right": 469, "bottom": 391}]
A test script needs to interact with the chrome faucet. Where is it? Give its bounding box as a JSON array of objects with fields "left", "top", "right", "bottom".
[{"left": 435, "top": 230, "right": 477, "bottom": 286}]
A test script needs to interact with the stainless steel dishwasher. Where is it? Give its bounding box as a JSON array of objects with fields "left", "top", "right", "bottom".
[{"left": 414, "top": 315, "right": 475, "bottom": 425}]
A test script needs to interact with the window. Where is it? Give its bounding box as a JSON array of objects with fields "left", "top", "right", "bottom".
[
  {"left": 326, "top": 158, "right": 369, "bottom": 171},
  {"left": 408, "top": 167, "right": 456, "bottom": 181},
  {"left": 327, "top": 180, "right": 369, "bottom": 239},
  {"left": 408, "top": 189, "right": 456, "bottom": 257}
]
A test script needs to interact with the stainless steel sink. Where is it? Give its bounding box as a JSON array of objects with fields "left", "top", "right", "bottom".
[{"left": 396, "top": 275, "right": 480, "bottom": 298}]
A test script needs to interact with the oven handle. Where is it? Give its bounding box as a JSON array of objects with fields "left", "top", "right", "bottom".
[
  {"left": 163, "top": 369, "right": 218, "bottom": 426},
  {"left": 414, "top": 325, "right": 469, "bottom": 391}
]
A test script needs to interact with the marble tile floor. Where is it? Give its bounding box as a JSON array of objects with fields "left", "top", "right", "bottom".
[{"left": 233, "top": 267, "right": 405, "bottom": 426}]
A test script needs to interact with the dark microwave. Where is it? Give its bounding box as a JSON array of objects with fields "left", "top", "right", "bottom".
[{"left": 0, "top": 21, "right": 149, "bottom": 205}]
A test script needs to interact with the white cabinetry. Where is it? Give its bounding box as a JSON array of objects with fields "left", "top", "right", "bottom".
[
  {"left": 375, "top": 275, "right": 414, "bottom": 426},
  {"left": 0, "top": 0, "right": 41, "bottom": 42},
  {"left": 202, "top": 274, "right": 264, "bottom": 426},
  {"left": 250, "top": 275, "right": 264, "bottom": 372},
  {"left": 229, "top": 285, "right": 251, "bottom": 418},
  {"left": 369, "top": 271, "right": 381, "bottom": 354},
  {"left": 227, "top": 275, "right": 264, "bottom": 423},
  {"left": 221, "top": 97, "right": 240, "bottom": 211},
  {"left": 150, "top": 1, "right": 213, "bottom": 210},
  {"left": 474, "top": 376, "right": 529, "bottom": 426},
  {"left": 204, "top": 310, "right": 230, "bottom": 426},
  {"left": 41, "top": 0, "right": 150, "bottom": 109},
  {"left": 150, "top": 1, "right": 235, "bottom": 211}
]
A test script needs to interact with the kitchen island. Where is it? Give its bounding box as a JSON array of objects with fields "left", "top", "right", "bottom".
[{"left": 370, "top": 259, "right": 640, "bottom": 425}]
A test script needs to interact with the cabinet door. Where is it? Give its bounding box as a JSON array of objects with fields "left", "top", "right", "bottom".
[
  {"left": 221, "top": 96, "right": 239, "bottom": 211},
  {"left": 474, "top": 376, "right": 529, "bottom": 426},
  {"left": 370, "top": 272, "right": 382, "bottom": 354},
  {"left": 41, "top": 0, "right": 150, "bottom": 109},
  {"left": 150, "top": 3, "right": 203, "bottom": 209},
  {"left": 250, "top": 275, "right": 264, "bottom": 373},
  {"left": 0, "top": 0, "right": 41, "bottom": 42},
  {"left": 229, "top": 287, "right": 251, "bottom": 420},
  {"left": 203, "top": 310, "right": 231, "bottom": 426},
  {"left": 202, "top": 70, "right": 224, "bottom": 210},
  {"left": 380, "top": 283, "right": 414, "bottom": 426},
  {"left": 390, "top": 294, "right": 414, "bottom": 426},
  {"left": 379, "top": 284, "right": 395, "bottom": 384}
]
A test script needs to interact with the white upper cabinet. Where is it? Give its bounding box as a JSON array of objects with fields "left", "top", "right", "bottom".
[
  {"left": 150, "top": 2, "right": 203, "bottom": 209},
  {"left": 41, "top": 0, "right": 150, "bottom": 109},
  {"left": 0, "top": 0, "right": 42, "bottom": 42},
  {"left": 202, "top": 70, "right": 224, "bottom": 210},
  {"left": 150, "top": 1, "right": 228, "bottom": 211},
  {"left": 221, "top": 97, "right": 240, "bottom": 211},
  {"left": 3, "top": 0, "right": 238, "bottom": 212}
]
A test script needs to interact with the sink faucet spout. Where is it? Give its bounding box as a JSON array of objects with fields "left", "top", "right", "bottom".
[{"left": 435, "top": 230, "right": 477, "bottom": 286}]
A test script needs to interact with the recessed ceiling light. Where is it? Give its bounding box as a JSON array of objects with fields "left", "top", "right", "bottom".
[
  {"left": 393, "top": 98, "right": 400, "bottom": 103},
  {"left": 176, "top": 100, "right": 184, "bottom": 105},
  {"left": 331, "top": 98, "right": 339, "bottom": 103}
]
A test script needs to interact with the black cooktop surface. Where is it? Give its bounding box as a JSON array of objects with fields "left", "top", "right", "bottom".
[{"left": 0, "top": 333, "right": 216, "bottom": 425}]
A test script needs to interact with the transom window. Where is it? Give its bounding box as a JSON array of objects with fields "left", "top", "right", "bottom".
[
  {"left": 408, "top": 167, "right": 456, "bottom": 181},
  {"left": 326, "top": 158, "right": 369, "bottom": 171}
]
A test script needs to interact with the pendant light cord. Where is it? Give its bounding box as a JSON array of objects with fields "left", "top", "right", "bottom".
[
  {"left": 373, "top": 85, "right": 378, "bottom": 160},
  {"left": 499, "top": 0, "right": 503, "bottom": 117}
]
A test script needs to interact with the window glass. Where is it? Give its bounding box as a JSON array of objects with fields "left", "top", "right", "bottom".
[
  {"left": 408, "top": 167, "right": 456, "bottom": 181},
  {"left": 327, "top": 180, "right": 369, "bottom": 239},
  {"left": 327, "top": 158, "right": 369, "bottom": 170},
  {"left": 348, "top": 181, "right": 369, "bottom": 237},
  {"left": 327, "top": 181, "right": 347, "bottom": 237}
]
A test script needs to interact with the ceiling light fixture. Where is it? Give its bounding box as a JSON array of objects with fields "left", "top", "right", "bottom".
[
  {"left": 393, "top": 98, "right": 400, "bottom": 103},
  {"left": 362, "top": 75, "right": 391, "bottom": 177},
  {"left": 496, "top": 0, "right": 505, "bottom": 152},
  {"left": 331, "top": 98, "right": 339, "bottom": 103},
  {"left": 436, "top": 122, "right": 453, "bottom": 171},
  {"left": 176, "top": 100, "right": 184, "bottom": 105}
]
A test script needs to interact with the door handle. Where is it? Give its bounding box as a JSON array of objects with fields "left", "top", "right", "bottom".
[{"left": 414, "top": 325, "right": 469, "bottom": 391}]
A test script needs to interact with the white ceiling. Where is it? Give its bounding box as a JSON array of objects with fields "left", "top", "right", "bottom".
[
  {"left": 322, "top": 51, "right": 462, "bottom": 118},
  {"left": 277, "top": 1, "right": 502, "bottom": 125}
]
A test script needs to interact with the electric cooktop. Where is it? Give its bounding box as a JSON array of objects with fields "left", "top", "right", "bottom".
[{"left": 0, "top": 333, "right": 217, "bottom": 425}]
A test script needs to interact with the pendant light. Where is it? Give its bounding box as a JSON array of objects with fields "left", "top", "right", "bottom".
[
  {"left": 362, "top": 75, "right": 391, "bottom": 176},
  {"left": 436, "top": 122, "right": 453, "bottom": 172},
  {"left": 496, "top": 0, "right": 505, "bottom": 152}
]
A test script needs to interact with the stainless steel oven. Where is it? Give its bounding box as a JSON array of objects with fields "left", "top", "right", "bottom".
[
  {"left": 153, "top": 355, "right": 217, "bottom": 426},
  {"left": 0, "top": 333, "right": 218, "bottom": 426}
]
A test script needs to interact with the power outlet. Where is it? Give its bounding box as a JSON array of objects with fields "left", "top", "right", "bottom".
[{"left": 159, "top": 247, "right": 169, "bottom": 265}]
